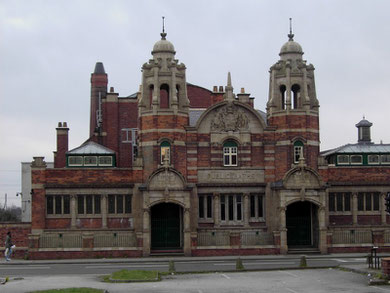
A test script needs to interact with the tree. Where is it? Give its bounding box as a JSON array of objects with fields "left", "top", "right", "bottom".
[{"left": 0, "top": 206, "right": 21, "bottom": 222}]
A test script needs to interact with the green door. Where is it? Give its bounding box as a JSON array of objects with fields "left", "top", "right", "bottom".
[
  {"left": 151, "top": 203, "right": 181, "bottom": 250},
  {"left": 286, "top": 201, "right": 312, "bottom": 247}
]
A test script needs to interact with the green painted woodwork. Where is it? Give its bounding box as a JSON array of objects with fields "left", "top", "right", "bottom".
[{"left": 151, "top": 203, "right": 181, "bottom": 249}]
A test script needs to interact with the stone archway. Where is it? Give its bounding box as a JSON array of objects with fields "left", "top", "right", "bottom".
[{"left": 150, "top": 202, "right": 183, "bottom": 251}]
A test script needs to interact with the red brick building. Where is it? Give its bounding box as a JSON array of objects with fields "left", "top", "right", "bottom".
[{"left": 27, "top": 29, "right": 390, "bottom": 259}]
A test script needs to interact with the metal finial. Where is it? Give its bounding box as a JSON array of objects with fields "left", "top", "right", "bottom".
[
  {"left": 288, "top": 17, "right": 294, "bottom": 41},
  {"left": 161, "top": 16, "right": 167, "bottom": 40}
]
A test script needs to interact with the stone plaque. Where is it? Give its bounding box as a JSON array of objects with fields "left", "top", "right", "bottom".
[
  {"left": 149, "top": 170, "right": 184, "bottom": 190},
  {"left": 198, "top": 169, "right": 264, "bottom": 184}
]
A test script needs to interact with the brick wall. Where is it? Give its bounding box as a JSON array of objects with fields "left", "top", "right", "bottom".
[{"left": 0, "top": 223, "right": 31, "bottom": 259}]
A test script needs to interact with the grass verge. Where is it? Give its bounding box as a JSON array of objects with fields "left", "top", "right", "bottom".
[
  {"left": 106, "top": 269, "right": 160, "bottom": 283},
  {"left": 30, "top": 288, "right": 105, "bottom": 293}
]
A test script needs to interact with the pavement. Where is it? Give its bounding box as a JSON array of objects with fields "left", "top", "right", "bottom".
[{"left": 0, "top": 253, "right": 388, "bottom": 292}]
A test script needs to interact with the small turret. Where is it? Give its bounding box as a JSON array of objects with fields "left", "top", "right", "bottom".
[{"left": 356, "top": 117, "right": 373, "bottom": 144}]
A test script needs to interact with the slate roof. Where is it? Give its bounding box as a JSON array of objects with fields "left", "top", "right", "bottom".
[
  {"left": 321, "top": 143, "right": 390, "bottom": 157},
  {"left": 67, "top": 141, "right": 115, "bottom": 155}
]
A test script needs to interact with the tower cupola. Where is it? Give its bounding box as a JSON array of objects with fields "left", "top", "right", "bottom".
[
  {"left": 139, "top": 19, "right": 189, "bottom": 113},
  {"left": 267, "top": 19, "right": 319, "bottom": 115},
  {"left": 356, "top": 117, "right": 373, "bottom": 144}
]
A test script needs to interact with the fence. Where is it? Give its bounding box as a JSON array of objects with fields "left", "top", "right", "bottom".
[
  {"left": 332, "top": 230, "right": 372, "bottom": 244},
  {"left": 241, "top": 231, "right": 274, "bottom": 246},
  {"left": 39, "top": 232, "right": 136, "bottom": 248},
  {"left": 197, "top": 231, "right": 230, "bottom": 246},
  {"left": 94, "top": 232, "right": 137, "bottom": 248},
  {"left": 40, "top": 233, "right": 82, "bottom": 248}
]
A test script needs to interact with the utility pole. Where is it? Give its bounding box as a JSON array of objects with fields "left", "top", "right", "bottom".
[{"left": 4, "top": 193, "right": 7, "bottom": 210}]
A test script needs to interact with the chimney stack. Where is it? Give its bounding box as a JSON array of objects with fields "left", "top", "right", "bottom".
[{"left": 54, "top": 122, "right": 69, "bottom": 168}]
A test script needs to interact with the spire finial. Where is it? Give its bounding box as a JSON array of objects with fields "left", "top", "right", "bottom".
[
  {"left": 227, "top": 71, "right": 232, "bottom": 87},
  {"left": 288, "top": 17, "right": 294, "bottom": 41},
  {"left": 161, "top": 16, "right": 167, "bottom": 40}
]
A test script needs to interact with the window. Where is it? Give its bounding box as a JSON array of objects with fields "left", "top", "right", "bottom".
[
  {"left": 46, "top": 195, "right": 70, "bottom": 215},
  {"left": 68, "top": 156, "right": 83, "bottom": 166},
  {"left": 77, "top": 195, "right": 101, "bottom": 214},
  {"left": 199, "top": 194, "right": 213, "bottom": 219},
  {"left": 293, "top": 141, "right": 304, "bottom": 163},
  {"left": 99, "top": 156, "right": 112, "bottom": 166},
  {"left": 350, "top": 155, "right": 362, "bottom": 165},
  {"left": 67, "top": 155, "right": 114, "bottom": 167},
  {"left": 121, "top": 128, "right": 138, "bottom": 161},
  {"left": 329, "top": 192, "right": 351, "bottom": 212},
  {"left": 280, "top": 85, "right": 286, "bottom": 110},
  {"left": 368, "top": 155, "right": 379, "bottom": 165},
  {"left": 250, "top": 193, "right": 264, "bottom": 219},
  {"left": 160, "top": 141, "right": 171, "bottom": 164},
  {"left": 220, "top": 194, "right": 243, "bottom": 223},
  {"left": 108, "top": 195, "right": 132, "bottom": 214},
  {"left": 223, "top": 141, "right": 238, "bottom": 166},
  {"left": 357, "top": 192, "right": 380, "bottom": 212},
  {"left": 84, "top": 156, "right": 97, "bottom": 166},
  {"left": 337, "top": 155, "right": 349, "bottom": 165},
  {"left": 381, "top": 155, "right": 390, "bottom": 165}
]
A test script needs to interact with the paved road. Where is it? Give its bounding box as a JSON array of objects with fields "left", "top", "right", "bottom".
[
  {"left": 0, "top": 256, "right": 367, "bottom": 276},
  {"left": 2, "top": 268, "right": 389, "bottom": 293}
]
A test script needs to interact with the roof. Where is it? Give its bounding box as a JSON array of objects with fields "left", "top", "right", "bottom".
[
  {"left": 67, "top": 141, "right": 115, "bottom": 155},
  {"left": 321, "top": 143, "right": 390, "bottom": 156},
  {"left": 189, "top": 109, "right": 205, "bottom": 126}
]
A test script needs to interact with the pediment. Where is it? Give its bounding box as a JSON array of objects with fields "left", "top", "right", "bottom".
[
  {"left": 284, "top": 167, "right": 322, "bottom": 189},
  {"left": 197, "top": 101, "right": 265, "bottom": 134},
  {"left": 148, "top": 168, "right": 185, "bottom": 190}
]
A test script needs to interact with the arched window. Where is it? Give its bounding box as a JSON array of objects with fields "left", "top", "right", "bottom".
[
  {"left": 280, "top": 85, "right": 286, "bottom": 110},
  {"left": 149, "top": 85, "right": 154, "bottom": 106},
  {"left": 223, "top": 141, "right": 238, "bottom": 166},
  {"left": 293, "top": 140, "right": 304, "bottom": 164},
  {"left": 291, "top": 84, "right": 300, "bottom": 109},
  {"left": 160, "top": 141, "right": 170, "bottom": 164},
  {"left": 160, "top": 84, "right": 169, "bottom": 108}
]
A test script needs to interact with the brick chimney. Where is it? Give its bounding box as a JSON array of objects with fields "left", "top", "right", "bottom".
[
  {"left": 90, "top": 62, "right": 108, "bottom": 137},
  {"left": 54, "top": 122, "right": 69, "bottom": 168}
]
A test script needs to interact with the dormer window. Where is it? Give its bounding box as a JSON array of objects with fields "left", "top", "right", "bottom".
[{"left": 223, "top": 141, "right": 238, "bottom": 166}]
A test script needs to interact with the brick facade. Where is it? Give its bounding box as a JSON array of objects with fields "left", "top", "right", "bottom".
[{"left": 23, "top": 31, "right": 390, "bottom": 259}]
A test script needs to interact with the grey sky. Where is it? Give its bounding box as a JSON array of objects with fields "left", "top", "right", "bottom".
[{"left": 1, "top": 0, "right": 389, "bottom": 207}]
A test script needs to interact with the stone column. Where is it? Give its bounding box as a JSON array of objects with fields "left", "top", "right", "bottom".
[
  {"left": 102, "top": 194, "right": 108, "bottom": 228},
  {"left": 213, "top": 193, "right": 220, "bottom": 227},
  {"left": 352, "top": 193, "right": 358, "bottom": 225},
  {"left": 244, "top": 193, "right": 250, "bottom": 227},
  {"left": 70, "top": 194, "right": 77, "bottom": 229},
  {"left": 319, "top": 206, "right": 327, "bottom": 254},
  {"left": 143, "top": 208, "right": 150, "bottom": 256},
  {"left": 183, "top": 208, "right": 191, "bottom": 256},
  {"left": 279, "top": 206, "right": 288, "bottom": 254},
  {"left": 381, "top": 193, "right": 387, "bottom": 225},
  {"left": 286, "top": 65, "right": 291, "bottom": 110}
]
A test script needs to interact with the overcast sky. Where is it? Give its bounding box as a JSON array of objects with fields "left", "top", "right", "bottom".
[{"left": 1, "top": 0, "right": 389, "bottom": 207}]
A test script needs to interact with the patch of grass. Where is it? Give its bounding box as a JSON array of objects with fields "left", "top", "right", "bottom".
[
  {"left": 236, "top": 258, "right": 245, "bottom": 271},
  {"left": 109, "top": 269, "right": 160, "bottom": 282},
  {"left": 30, "top": 288, "right": 105, "bottom": 293},
  {"left": 300, "top": 256, "right": 307, "bottom": 268}
]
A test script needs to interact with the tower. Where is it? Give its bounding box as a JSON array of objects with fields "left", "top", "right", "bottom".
[
  {"left": 90, "top": 62, "right": 108, "bottom": 137},
  {"left": 138, "top": 26, "right": 189, "bottom": 177},
  {"left": 267, "top": 21, "right": 320, "bottom": 176}
]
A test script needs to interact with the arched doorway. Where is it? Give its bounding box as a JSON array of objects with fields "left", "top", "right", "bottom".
[
  {"left": 151, "top": 203, "right": 182, "bottom": 251},
  {"left": 286, "top": 201, "right": 319, "bottom": 248}
]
